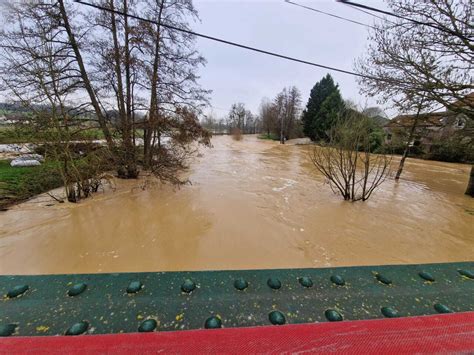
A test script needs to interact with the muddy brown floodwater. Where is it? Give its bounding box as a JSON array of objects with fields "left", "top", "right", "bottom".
[{"left": 1, "top": 135, "right": 473, "bottom": 275}]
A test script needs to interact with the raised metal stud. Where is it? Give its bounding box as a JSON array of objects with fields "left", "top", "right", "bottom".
[
  {"left": 0, "top": 324, "right": 17, "bottom": 337},
  {"left": 298, "top": 276, "right": 313, "bottom": 288},
  {"left": 325, "top": 309, "right": 343, "bottom": 321},
  {"left": 418, "top": 271, "right": 435, "bottom": 282},
  {"left": 268, "top": 310, "right": 286, "bottom": 325},
  {"left": 181, "top": 279, "right": 196, "bottom": 293},
  {"left": 204, "top": 316, "right": 222, "bottom": 329},
  {"left": 381, "top": 307, "right": 398, "bottom": 318},
  {"left": 138, "top": 319, "right": 157, "bottom": 332},
  {"left": 330, "top": 275, "right": 345, "bottom": 286},
  {"left": 375, "top": 274, "right": 392, "bottom": 285},
  {"left": 67, "top": 283, "right": 87, "bottom": 297},
  {"left": 65, "top": 321, "right": 89, "bottom": 335},
  {"left": 267, "top": 277, "right": 281, "bottom": 290},
  {"left": 7, "top": 285, "right": 29, "bottom": 298},
  {"left": 234, "top": 278, "right": 248, "bottom": 291},
  {"left": 458, "top": 269, "right": 474, "bottom": 279},
  {"left": 434, "top": 303, "right": 452, "bottom": 314},
  {"left": 126, "top": 281, "right": 143, "bottom": 294}
]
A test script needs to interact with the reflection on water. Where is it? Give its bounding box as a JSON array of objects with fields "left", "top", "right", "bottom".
[{"left": 0, "top": 135, "right": 473, "bottom": 275}]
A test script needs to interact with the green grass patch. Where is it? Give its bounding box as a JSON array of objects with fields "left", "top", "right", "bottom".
[
  {"left": 0, "top": 126, "right": 33, "bottom": 144},
  {"left": 0, "top": 160, "right": 63, "bottom": 209},
  {"left": 0, "top": 126, "right": 106, "bottom": 144}
]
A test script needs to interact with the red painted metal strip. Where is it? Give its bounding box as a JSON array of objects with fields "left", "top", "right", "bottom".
[{"left": 1, "top": 312, "right": 473, "bottom": 354}]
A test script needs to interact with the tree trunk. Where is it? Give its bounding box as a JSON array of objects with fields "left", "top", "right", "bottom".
[
  {"left": 58, "top": 0, "right": 114, "bottom": 149},
  {"left": 279, "top": 111, "right": 284, "bottom": 144},
  {"left": 465, "top": 165, "right": 474, "bottom": 197},
  {"left": 144, "top": 0, "right": 165, "bottom": 168},
  {"left": 395, "top": 143, "right": 410, "bottom": 180},
  {"left": 395, "top": 104, "right": 423, "bottom": 180},
  {"left": 122, "top": 0, "right": 137, "bottom": 178}
]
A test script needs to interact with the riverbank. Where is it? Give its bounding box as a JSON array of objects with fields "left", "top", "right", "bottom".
[
  {"left": 0, "top": 159, "right": 64, "bottom": 210},
  {"left": 1, "top": 135, "right": 472, "bottom": 275}
]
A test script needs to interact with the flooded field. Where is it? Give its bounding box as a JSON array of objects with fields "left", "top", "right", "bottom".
[{"left": 0, "top": 135, "right": 472, "bottom": 275}]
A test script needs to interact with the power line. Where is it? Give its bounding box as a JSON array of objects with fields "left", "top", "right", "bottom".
[
  {"left": 284, "top": 0, "right": 375, "bottom": 29},
  {"left": 337, "top": 0, "right": 471, "bottom": 41},
  {"left": 340, "top": 2, "right": 387, "bottom": 22},
  {"left": 337, "top": 0, "right": 433, "bottom": 24},
  {"left": 337, "top": 0, "right": 423, "bottom": 22},
  {"left": 74, "top": 0, "right": 376, "bottom": 80}
]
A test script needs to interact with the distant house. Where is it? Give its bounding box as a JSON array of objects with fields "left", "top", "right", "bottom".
[{"left": 384, "top": 94, "right": 473, "bottom": 152}]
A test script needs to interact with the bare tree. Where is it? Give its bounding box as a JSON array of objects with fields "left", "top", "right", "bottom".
[
  {"left": 0, "top": 1, "right": 111, "bottom": 202},
  {"left": 273, "top": 86, "right": 302, "bottom": 144},
  {"left": 201, "top": 113, "right": 235, "bottom": 134},
  {"left": 139, "top": 0, "right": 210, "bottom": 168},
  {"left": 310, "top": 113, "right": 391, "bottom": 201},
  {"left": 227, "top": 103, "right": 248, "bottom": 134},
  {"left": 259, "top": 98, "right": 276, "bottom": 136},
  {"left": 57, "top": 0, "right": 115, "bottom": 149},
  {"left": 0, "top": 0, "right": 213, "bottom": 201},
  {"left": 149, "top": 107, "right": 211, "bottom": 184},
  {"left": 64, "top": 0, "right": 211, "bottom": 182},
  {"left": 89, "top": 0, "right": 138, "bottom": 177},
  {"left": 393, "top": 97, "right": 429, "bottom": 180},
  {"left": 356, "top": 0, "right": 473, "bottom": 188}
]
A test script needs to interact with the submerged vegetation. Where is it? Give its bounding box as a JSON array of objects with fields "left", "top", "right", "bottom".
[
  {"left": 0, "top": 0, "right": 211, "bottom": 204},
  {"left": 311, "top": 114, "right": 391, "bottom": 202}
]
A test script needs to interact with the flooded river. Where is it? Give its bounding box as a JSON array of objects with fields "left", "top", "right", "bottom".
[{"left": 0, "top": 135, "right": 473, "bottom": 275}]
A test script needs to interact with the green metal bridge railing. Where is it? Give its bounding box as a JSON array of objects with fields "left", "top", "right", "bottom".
[{"left": 1, "top": 261, "right": 473, "bottom": 337}]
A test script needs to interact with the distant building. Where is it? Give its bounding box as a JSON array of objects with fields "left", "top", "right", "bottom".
[{"left": 384, "top": 94, "right": 473, "bottom": 152}]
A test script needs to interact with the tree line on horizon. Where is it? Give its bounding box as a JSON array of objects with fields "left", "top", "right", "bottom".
[{"left": 203, "top": 74, "right": 387, "bottom": 148}]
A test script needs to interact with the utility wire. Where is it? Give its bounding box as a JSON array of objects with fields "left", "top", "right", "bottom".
[
  {"left": 284, "top": 0, "right": 375, "bottom": 29},
  {"left": 337, "top": 0, "right": 425, "bottom": 23},
  {"left": 340, "top": 2, "right": 387, "bottom": 22},
  {"left": 74, "top": 0, "right": 376, "bottom": 80},
  {"left": 337, "top": 0, "right": 471, "bottom": 41}
]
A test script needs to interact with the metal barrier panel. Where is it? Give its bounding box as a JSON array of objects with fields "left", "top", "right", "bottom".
[{"left": 1, "top": 262, "right": 473, "bottom": 337}]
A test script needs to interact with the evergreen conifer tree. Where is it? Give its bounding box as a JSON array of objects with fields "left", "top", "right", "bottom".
[{"left": 302, "top": 74, "right": 344, "bottom": 141}]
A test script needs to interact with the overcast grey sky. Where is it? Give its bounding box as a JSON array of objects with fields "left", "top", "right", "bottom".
[{"left": 193, "top": 0, "right": 391, "bottom": 118}]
